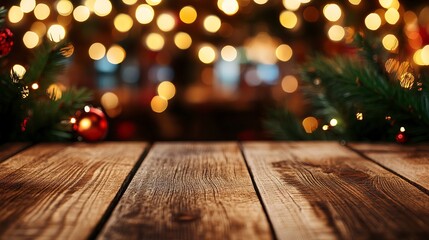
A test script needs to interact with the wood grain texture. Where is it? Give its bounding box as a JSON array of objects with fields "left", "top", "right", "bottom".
[
  {"left": 0, "top": 142, "right": 146, "bottom": 239},
  {"left": 0, "top": 142, "right": 31, "bottom": 163},
  {"left": 99, "top": 142, "right": 272, "bottom": 240},
  {"left": 349, "top": 143, "right": 429, "bottom": 191},
  {"left": 242, "top": 142, "right": 429, "bottom": 240}
]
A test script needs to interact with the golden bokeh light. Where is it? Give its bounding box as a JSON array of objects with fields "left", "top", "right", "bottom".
[
  {"left": 8, "top": 6, "right": 24, "bottom": 24},
  {"left": 34, "top": 3, "right": 50, "bottom": 20},
  {"left": 57, "top": 0, "right": 74, "bottom": 16},
  {"left": 20, "top": 0, "right": 36, "bottom": 13},
  {"left": 365, "top": 13, "right": 382, "bottom": 31},
  {"left": 385, "top": 8, "right": 399, "bottom": 25},
  {"left": 94, "top": 0, "right": 112, "bottom": 17},
  {"left": 157, "top": 81, "right": 176, "bottom": 100},
  {"left": 276, "top": 44, "right": 293, "bottom": 62},
  {"left": 328, "top": 25, "right": 345, "bottom": 41},
  {"left": 356, "top": 112, "right": 363, "bottom": 120},
  {"left": 122, "top": 0, "right": 137, "bottom": 5},
  {"left": 379, "top": 0, "right": 393, "bottom": 8},
  {"left": 413, "top": 49, "right": 425, "bottom": 65},
  {"left": 180, "top": 6, "right": 197, "bottom": 24},
  {"left": 279, "top": 11, "right": 298, "bottom": 29},
  {"left": 421, "top": 45, "right": 429, "bottom": 65},
  {"left": 221, "top": 45, "right": 238, "bottom": 62},
  {"left": 349, "top": 0, "right": 361, "bottom": 5},
  {"left": 283, "top": 0, "right": 301, "bottom": 11},
  {"left": 198, "top": 45, "right": 217, "bottom": 64},
  {"left": 204, "top": 15, "right": 222, "bottom": 33},
  {"left": 145, "top": 33, "right": 165, "bottom": 51},
  {"left": 11, "top": 64, "right": 26, "bottom": 79},
  {"left": 302, "top": 116, "right": 318, "bottom": 133},
  {"left": 89, "top": 42, "right": 106, "bottom": 60},
  {"left": 174, "top": 32, "right": 192, "bottom": 50},
  {"left": 47, "top": 24, "right": 66, "bottom": 42},
  {"left": 23, "top": 31, "right": 39, "bottom": 49},
  {"left": 114, "top": 14, "right": 134, "bottom": 32},
  {"left": 135, "top": 4, "right": 154, "bottom": 24},
  {"left": 218, "top": 0, "right": 239, "bottom": 16},
  {"left": 73, "top": 5, "right": 90, "bottom": 22},
  {"left": 31, "top": 83, "right": 39, "bottom": 90},
  {"left": 46, "top": 84, "right": 63, "bottom": 100},
  {"left": 382, "top": 34, "right": 399, "bottom": 51},
  {"left": 323, "top": 4, "right": 342, "bottom": 22},
  {"left": 31, "top": 21, "right": 47, "bottom": 37},
  {"left": 281, "top": 75, "right": 299, "bottom": 93},
  {"left": 254, "top": 0, "right": 268, "bottom": 5},
  {"left": 330, "top": 118, "right": 338, "bottom": 126},
  {"left": 106, "top": 45, "right": 126, "bottom": 64},
  {"left": 146, "top": 0, "right": 162, "bottom": 6},
  {"left": 151, "top": 96, "right": 168, "bottom": 113},
  {"left": 101, "top": 92, "right": 119, "bottom": 110},
  {"left": 157, "top": 13, "right": 176, "bottom": 32}
]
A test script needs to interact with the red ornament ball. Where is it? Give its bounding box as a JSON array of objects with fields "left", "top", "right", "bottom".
[
  {"left": 0, "top": 28, "right": 13, "bottom": 57},
  {"left": 395, "top": 132, "right": 407, "bottom": 144},
  {"left": 73, "top": 107, "right": 108, "bottom": 142}
]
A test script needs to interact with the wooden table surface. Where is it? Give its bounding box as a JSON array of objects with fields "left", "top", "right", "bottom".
[{"left": 0, "top": 142, "right": 428, "bottom": 239}]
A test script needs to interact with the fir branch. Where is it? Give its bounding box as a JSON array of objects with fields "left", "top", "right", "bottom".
[{"left": 0, "top": 7, "right": 6, "bottom": 27}]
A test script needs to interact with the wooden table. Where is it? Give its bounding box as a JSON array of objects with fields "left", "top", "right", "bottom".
[{"left": 1, "top": 142, "right": 428, "bottom": 239}]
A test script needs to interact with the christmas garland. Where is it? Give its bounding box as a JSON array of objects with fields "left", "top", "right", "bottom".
[{"left": 266, "top": 34, "right": 429, "bottom": 143}]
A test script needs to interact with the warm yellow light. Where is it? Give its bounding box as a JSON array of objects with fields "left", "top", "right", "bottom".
[
  {"left": 413, "top": 49, "right": 425, "bottom": 66},
  {"left": 218, "top": 0, "right": 239, "bottom": 16},
  {"left": 57, "top": 0, "right": 74, "bottom": 16},
  {"left": 151, "top": 96, "right": 168, "bottom": 113},
  {"left": 94, "top": 0, "right": 112, "bottom": 17},
  {"left": 146, "top": 0, "right": 162, "bottom": 6},
  {"left": 23, "top": 31, "right": 39, "bottom": 49},
  {"left": 180, "top": 6, "right": 197, "bottom": 24},
  {"left": 356, "top": 112, "right": 363, "bottom": 120},
  {"left": 122, "top": 0, "right": 137, "bottom": 5},
  {"left": 254, "top": 0, "right": 268, "bottom": 5},
  {"left": 47, "top": 24, "right": 66, "bottom": 43},
  {"left": 330, "top": 118, "right": 338, "bottom": 126},
  {"left": 174, "top": 32, "right": 192, "bottom": 50},
  {"left": 221, "top": 45, "right": 238, "bottom": 62},
  {"left": 11, "top": 64, "right": 26, "bottom": 79},
  {"left": 302, "top": 116, "right": 318, "bottom": 133},
  {"left": 145, "top": 33, "right": 165, "bottom": 51},
  {"left": 34, "top": 3, "right": 50, "bottom": 20},
  {"left": 322, "top": 125, "right": 329, "bottom": 131},
  {"left": 46, "top": 84, "right": 63, "bottom": 100},
  {"left": 421, "top": 45, "right": 429, "bottom": 65},
  {"left": 20, "top": 0, "right": 36, "bottom": 13},
  {"left": 89, "top": 42, "right": 106, "bottom": 60},
  {"left": 400, "top": 126, "right": 405, "bottom": 132},
  {"left": 198, "top": 45, "right": 217, "bottom": 64},
  {"left": 70, "top": 117, "right": 77, "bottom": 124},
  {"left": 8, "top": 6, "right": 24, "bottom": 23},
  {"left": 382, "top": 34, "right": 399, "bottom": 51},
  {"left": 279, "top": 11, "right": 298, "bottom": 29},
  {"left": 203, "top": 15, "right": 222, "bottom": 33},
  {"left": 101, "top": 92, "right": 119, "bottom": 110},
  {"left": 106, "top": 45, "right": 126, "bottom": 64},
  {"left": 348, "top": 0, "right": 361, "bottom": 5},
  {"left": 328, "top": 25, "right": 345, "bottom": 42},
  {"left": 84, "top": 0, "right": 96, "bottom": 11},
  {"left": 135, "top": 4, "right": 154, "bottom": 24},
  {"left": 379, "top": 0, "right": 393, "bottom": 8},
  {"left": 281, "top": 75, "right": 299, "bottom": 93},
  {"left": 323, "top": 4, "right": 342, "bottom": 22},
  {"left": 157, "top": 81, "right": 176, "bottom": 100},
  {"left": 276, "top": 44, "right": 293, "bottom": 62},
  {"left": 31, "top": 22, "right": 47, "bottom": 37},
  {"left": 79, "top": 118, "right": 92, "bottom": 130},
  {"left": 73, "top": 5, "right": 90, "bottom": 22},
  {"left": 114, "top": 14, "right": 133, "bottom": 32},
  {"left": 282, "top": 0, "right": 301, "bottom": 11},
  {"left": 385, "top": 8, "right": 399, "bottom": 25},
  {"left": 157, "top": 13, "right": 176, "bottom": 32},
  {"left": 31, "top": 83, "right": 39, "bottom": 90},
  {"left": 365, "top": 13, "right": 382, "bottom": 31}
]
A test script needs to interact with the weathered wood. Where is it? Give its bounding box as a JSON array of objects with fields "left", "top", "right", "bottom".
[
  {"left": 0, "top": 142, "right": 31, "bottom": 163},
  {"left": 0, "top": 142, "right": 146, "bottom": 239},
  {"left": 349, "top": 143, "right": 429, "bottom": 191},
  {"left": 99, "top": 142, "right": 272, "bottom": 240},
  {"left": 242, "top": 142, "right": 429, "bottom": 240}
]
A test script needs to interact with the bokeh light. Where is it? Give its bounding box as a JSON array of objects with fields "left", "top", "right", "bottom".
[
  {"left": 114, "top": 14, "right": 134, "bottom": 32},
  {"left": 276, "top": 44, "right": 293, "bottom": 62},
  {"left": 8, "top": 6, "right": 24, "bottom": 24},
  {"left": 254, "top": 0, "right": 268, "bottom": 5},
  {"left": 365, "top": 13, "right": 382, "bottom": 30},
  {"left": 56, "top": 0, "right": 74, "bottom": 16},
  {"left": 145, "top": 33, "right": 165, "bottom": 51},
  {"left": 323, "top": 4, "right": 342, "bottom": 22},
  {"left": 279, "top": 11, "right": 298, "bottom": 29},
  {"left": 174, "top": 32, "right": 192, "bottom": 50},
  {"left": 89, "top": 42, "right": 106, "bottom": 60},
  {"left": 23, "top": 31, "right": 39, "bottom": 49},
  {"left": 46, "top": 84, "right": 63, "bottom": 100},
  {"left": 385, "top": 8, "right": 400, "bottom": 25},
  {"left": 204, "top": 15, "right": 222, "bottom": 33},
  {"left": 281, "top": 75, "right": 299, "bottom": 93},
  {"left": 221, "top": 45, "right": 238, "bottom": 62},
  {"left": 47, "top": 24, "right": 66, "bottom": 42},
  {"left": 198, "top": 45, "right": 217, "bottom": 64},
  {"left": 73, "top": 5, "right": 90, "bottom": 22},
  {"left": 157, "top": 81, "right": 176, "bottom": 100},
  {"left": 382, "top": 34, "right": 399, "bottom": 51},
  {"left": 218, "top": 0, "right": 239, "bottom": 16},
  {"left": 11, "top": 64, "right": 26, "bottom": 79},
  {"left": 20, "top": 0, "right": 36, "bottom": 13},
  {"left": 302, "top": 116, "right": 318, "bottom": 133},
  {"left": 283, "top": 0, "right": 301, "bottom": 11},
  {"left": 101, "top": 92, "right": 119, "bottom": 110},
  {"left": 157, "top": 13, "right": 176, "bottom": 32},
  {"left": 135, "top": 4, "right": 154, "bottom": 24},
  {"left": 328, "top": 25, "right": 345, "bottom": 41},
  {"left": 349, "top": 0, "right": 361, "bottom": 5},
  {"left": 34, "top": 3, "right": 50, "bottom": 20},
  {"left": 151, "top": 96, "right": 168, "bottom": 113},
  {"left": 180, "top": 6, "right": 197, "bottom": 24},
  {"left": 94, "top": 0, "right": 112, "bottom": 17},
  {"left": 146, "top": 0, "right": 162, "bottom": 6},
  {"left": 106, "top": 45, "right": 126, "bottom": 64}
]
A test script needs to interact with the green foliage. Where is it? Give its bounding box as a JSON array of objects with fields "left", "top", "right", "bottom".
[{"left": 266, "top": 34, "right": 429, "bottom": 143}]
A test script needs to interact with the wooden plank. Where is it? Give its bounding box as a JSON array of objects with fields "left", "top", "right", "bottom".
[
  {"left": 99, "top": 142, "right": 272, "bottom": 240},
  {"left": 349, "top": 143, "right": 429, "bottom": 191},
  {"left": 0, "top": 142, "right": 146, "bottom": 239},
  {"left": 242, "top": 142, "right": 429, "bottom": 240},
  {"left": 0, "top": 142, "right": 31, "bottom": 163}
]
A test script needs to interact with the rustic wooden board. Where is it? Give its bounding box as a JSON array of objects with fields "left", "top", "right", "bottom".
[
  {"left": 0, "top": 142, "right": 146, "bottom": 239},
  {"left": 242, "top": 142, "right": 429, "bottom": 240},
  {"left": 349, "top": 143, "right": 429, "bottom": 191},
  {"left": 99, "top": 142, "right": 272, "bottom": 240},
  {"left": 0, "top": 142, "right": 31, "bottom": 163}
]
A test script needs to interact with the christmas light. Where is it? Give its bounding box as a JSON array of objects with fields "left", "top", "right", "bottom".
[
  {"left": 73, "top": 6, "right": 91, "bottom": 22},
  {"left": 174, "top": 32, "right": 192, "bottom": 50},
  {"left": 145, "top": 33, "right": 165, "bottom": 51},
  {"left": 279, "top": 11, "right": 298, "bottom": 29},
  {"left": 23, "top": 31, "right": 39, "bottom": 49},
  {"left": 400, "top": 127, "right": 405, "bottom": 132},
  {"left": 101, "top": 92, "right": 119, "bottom": 110},
  {"left": 11, "top": 64, "right": 26, "bottom": 79},
  {"left": 382, "top": 34, "right": 399, "bottom": 51},
  {"left": 330, "top": 118, "right": 338, "bottom": 126},
  {"left": 157, "top": 13, "right": 176, "bottom": 32},
  {"left": 218, "top": 0, "right": 239, "bottom": 16},
  {"left": 20, "top": 0, "right": 36, "bottom": 13},
  {"left": 302, "top": 116, "right": 318, "bottom": 133},
  {"left": 198, "top": 45, "right": 217, "bottom": 64},
  {"left": 8, "top": 6, "right": 24, "bottom": 23},
  {"left": 135, "top": 4, "right": 154, "bottom": 24},
  {"left": 47, "top": 84, "right": 63, "bottom": 100},
  {"left": 276, "top": 44, "right": 293, "bottom": 62},
  {"left": 323, "top": 4, "right": 342, "bottom": 22},
  {"left": 322, "top": 125, "right": 329, "bottom": 131},
  {"left": 365, "top": 13, "right": 382, "bottom": 31},
  {"left": 151, "top": 96, "right": 168, "bottom": 113},
  {"left": 179, "top": 6, "right": 197, "bottom": 24},
  {"left": 31, "top": 83, "right": 39, "bottom": 90},
  {"left": 221, "top": 45, "right": 238, "bottom": 62},
  {"left": 328, "top": 25, "right": 345, "bottom": 41},
  {"left": 204, "top": 15, "right": 222, "bottom": 33},
  {"left": 283, "top": 0, "right": 301, "bottom": 11},
  {"left": 56, "top": 0, "right": 73, "bottom": 16},
  {"left": 348, "top": 0, "right": 361, "bottom": 5},
  {"left": 281, "top": 75, "right": 298, "bottom": 93},
  {"left": 146, "top": 0, "right": 162, "bottom": 6},
  {"left": 47, "top": 24, "right": 66, "bottom": 42},
  {"left": 34, "top": 3, "right": 50, "bottom": 20},
  {"left": 89, "top": 43, "right": 106, "bottom": 60},
  {"left": 385, "top": 8, "right": 400, "bottom": 25},
  {"left": 356, "top": 112, "right": 363, "bottom": 120},
  {"left": 106, "top": 45, "right": 126, "bottom": 64},
  {"left": 114, "top": 14, "right": 134, "bottom": 32},
  {"left": 157, "top": 81, "right": 176, "bottom": 100},
  {"left": 94, "top": 0, "right": 112, "bottom": 17}
]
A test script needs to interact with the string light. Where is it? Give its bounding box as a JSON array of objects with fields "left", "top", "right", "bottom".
[
  {"left": 73, "top": 5, "right": 91, "bottom": 22},
  {"left": 157, "top": 81, "right": 176, "bottom": 100},
  {"left": 135, "top": 4, "right": 154, "bottom": 24},
  {"left": 365, "top": 13, "right": 382, "bottom": 31},
  {"left": 279, "top": 11, "right": 298, "bottom": 29},
  {"left": 330, "top": 118, "right": 338, "bottom": 126},
  {"left": 47, "top": 24, "right": 66, "bottom": 42},
  {"left": 145, "top": 33, "right": 165, "bottom": 51},
  {"left": 323, "top": 4, "right": 342, "bottom": 22},
  {"left": 204, "top": 15, "right": 222, "bottom": 33},
  {"left": 8, "top": 6, "right": 24, "bottom": 23},
  {"left": 23, "top": 31, "right": 39, "bottom": 49},
  {"left": 198, "top": 45, "right": 217, "bottom": 64},
  {"left": 20, "top": 0, "right": 36, "bottom": 13},
  {"left": 174, "top": 32, "right": 192, "bottom": 50},
  {"left": 34, "top": 3, "right": 50, "bottom": 20},
  {"left": 88, "top": 42, "right": 106, "bottom": 60},
  {"left": 276, "top": 44, "right": 293, "bottom": 62}
]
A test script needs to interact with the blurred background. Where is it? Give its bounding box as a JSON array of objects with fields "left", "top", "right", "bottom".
[{"left": 4, "top": 0, "right": 429, "bottom": 141}]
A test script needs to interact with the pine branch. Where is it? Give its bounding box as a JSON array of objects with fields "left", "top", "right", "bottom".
[{"left": 0, "top": 7, "right": 6, "bottom": 27}]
